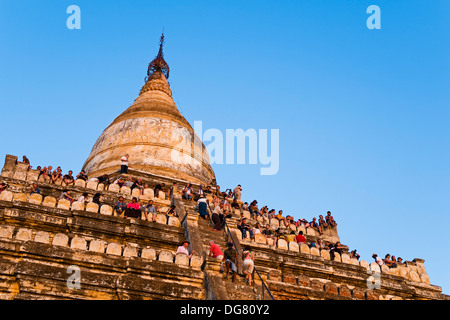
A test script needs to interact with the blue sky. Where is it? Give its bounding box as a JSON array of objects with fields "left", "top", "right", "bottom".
[{"left": 1, "top": 1, "right": 449, "bottom": 295}]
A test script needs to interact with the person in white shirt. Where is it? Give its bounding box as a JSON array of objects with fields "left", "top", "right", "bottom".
[
  {"left": 124, "top": 176, "right": 133, "bottom": 188},
  {"left": 198, "top": 196, "right": 208, "bottom": 219},
  {"left": 76, "top": 193, "right": 88, "bottom": 204},
  {"left": 120, "top": 154, "right": 129, "bottom": 174},
  {"left": 372, "top": 253, "right": 384, "bottom": 266},
  {"left": 176, "top": 240, "right": 194, "bottom": 259}
]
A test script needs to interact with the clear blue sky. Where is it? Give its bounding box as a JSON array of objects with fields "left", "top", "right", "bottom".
[{"left": 1, "top": 1, "right": 449, "bottom": 295}]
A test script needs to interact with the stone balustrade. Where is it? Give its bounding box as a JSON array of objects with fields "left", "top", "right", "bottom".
[
  {"left": 0, "top": 223, "right": 202, "bottom": 268},
  {"left": 0, "top": 190, "right": 179, "bottom": 227},
  {"left": 236, "top": 228, "right": 431, "bottom": 285},
  {"left": 265, "top": 269, "right": 379, "bottom": 300}
]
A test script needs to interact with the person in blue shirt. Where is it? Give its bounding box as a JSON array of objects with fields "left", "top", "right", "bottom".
[{"left": 114, "top": 196, "right": 127, "bottom": 217}]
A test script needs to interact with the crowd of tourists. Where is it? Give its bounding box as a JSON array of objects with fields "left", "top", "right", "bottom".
[{"left": 6, "top": 154, "right": 406, "bottom": 280}]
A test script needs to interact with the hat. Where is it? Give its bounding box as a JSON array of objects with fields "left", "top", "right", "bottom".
[{"left": 227, "top": 241, "right": 233, "bottom": 246}]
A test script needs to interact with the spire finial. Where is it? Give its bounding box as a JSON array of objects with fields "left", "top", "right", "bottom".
[{"left": 145, "top": 32, "right": 170, "bottom": 82}]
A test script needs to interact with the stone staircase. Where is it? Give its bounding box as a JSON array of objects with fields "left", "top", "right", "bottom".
[
  {"left": 194, "top": 204, "right": 272, "bottom": 300},
  {"left": 197, "top": 212, "right": 229, "bottom": 255}
]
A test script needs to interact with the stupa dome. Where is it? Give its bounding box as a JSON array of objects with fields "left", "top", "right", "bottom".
[{"left": 82, "top": 34, "right": 215, "bottom": 185}]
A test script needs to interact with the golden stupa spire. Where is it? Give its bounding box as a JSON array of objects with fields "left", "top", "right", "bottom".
[{"left": 145, "top": 33, "right": 170, "bottom": 82}]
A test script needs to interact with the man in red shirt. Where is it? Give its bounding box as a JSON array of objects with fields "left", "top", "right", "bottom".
[
  {"left": 296, "top": 230, "right": 306, "bottom": 243},
  {"left": 209, "top": 241, "right": 224, "bottom": 260}
]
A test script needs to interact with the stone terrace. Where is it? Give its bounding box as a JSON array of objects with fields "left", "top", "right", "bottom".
[{"left": 0, "top": 155, "right": 448, "bottom": 300}]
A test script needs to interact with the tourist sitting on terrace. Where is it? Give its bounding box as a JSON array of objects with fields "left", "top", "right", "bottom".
[
  {"left": 285, "top": 215, "right": 295, "bottom": 228},
  {"left": 242, "top": 202, "right": 249, "bottom": 212},
  {"left": 268, "top": 209, "right": 275, "bottom": 220},
  {"left": 260, "top": 206, "right": 268, "bottom": 220},
  {"left": 274, "top": 227, "right": 284, "bottom": 240},
  {"left": 295, "top": 230, "right": 306, "bottom": 243},
  {"left": 39, "top": 167, "right": 50, "bottom": 182},
  {"left": 122, "top": 176, "right": 132, "bottom": 188},
  {"left": 51, "top": 167, "right": 62, "bottom": 184},
  {"left": 195, "top": 185, "right": 204, "bottom": 201},
  {"left": 30, "top": 183, "right": 41, "bottom": 194},
  {"left": 237, "top": 217, "right": 253, "bottom": 239},
  {"left": 329, "top": 241, "right": 344, "bottom": 261},
  {"left": 326, "top": 211, "right": 337, "bottom": 228},
  {"left": 262, "top": 224, "right": 277, "bottom": 245},
  {"left": 317, "top": 239, "right": 330, "bottom": 251},
  {"left": 0, "top": 182, "right": 9, "bottom": 193},
  {"left": 131, "top": 178, "right": 145, "bottom": 195},
  {"left": 113, "top": 196, "right": 127, "bottom": 217},
  {"left": 384, "top": 254, "right": 397, "bottom": 268},
  {"left": 397, "top": 257, "right": 403, "bottom": 264},
  {"left": 372, "top": 253, "right": 384, "bottom": 266},
  {"left": 76, "top": 170, "right": 88, "bottom": 181},
  {"left": 214, "top": 185, "right": 221, "bottom": 196},
  {"left": 275, "top": 210, "right": 289, "bottom": 227},
  {"left": 92, "top": 193, "right": 101, "bottom": 206},
  {"left": 222, "top": 188, "right": 232, "bottom": 199},
  {"left": 350, "top": 249, "right": 360, "bottom": 260},
  {"left": 231, "top": 199, "right": 240, "bottom": 210},
  {"left": 300, "top": 219, "right": 310, "bottom": 229},
  {"left": 97, "top": 174, "right": 111, "bottom": 187},
  {"left": 165, "top": 205, "right": 177, "bottom": 223},
  {"left": 124, "top": 197, "right": 141, "bottom": 219},
  {"left": 285, "top": 230, "right": 296, "bottom": 243},
  {"left": 63, "top": 171, "right": 75, "bottom": 186},
  {"left": 309, "top": 217, "right": 322, "bottom": 235},
  {"left": 308, "top": 241, "right": 317, "bottom": 249},
  {"left": 113, "top": 177, "right": 125, "bottom": 187},
  {"left": 76, "top": 193, "right": 88, "bottom": 204},
  {"left": 252, "top": 222, "right": 262, "bottom": 237},
  {"left": 59, "top": 190, "right": 74, "bottom": 205},
  {"left": 154, "top": 183, "right": 165, "bottom": 198},
  {"left": 248, "top": 200, "right": 258, "bottom": 219},
  {"left": 176, "top": 240, "right": 195, "bottom": 259},
  {"left": 223, "top": 241, "right": 238, "bottom": 282},
  {"left": 204, "top": 185, "right": 212, "bottom": 194},
  {"left": 182, "top": 183, "right": 193, "bottom": 200},
  {"left": 318, "top": 215, "right": 328, "bottom": 231},
  {"left": 142, "top": 199, "right": 157, "bottom": 222},
  {"left": 208, "top": 240, "right": 224, "bottom": 260},
  {"left": 22, "top": 155, "right": 30, "bottom": 167}
]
